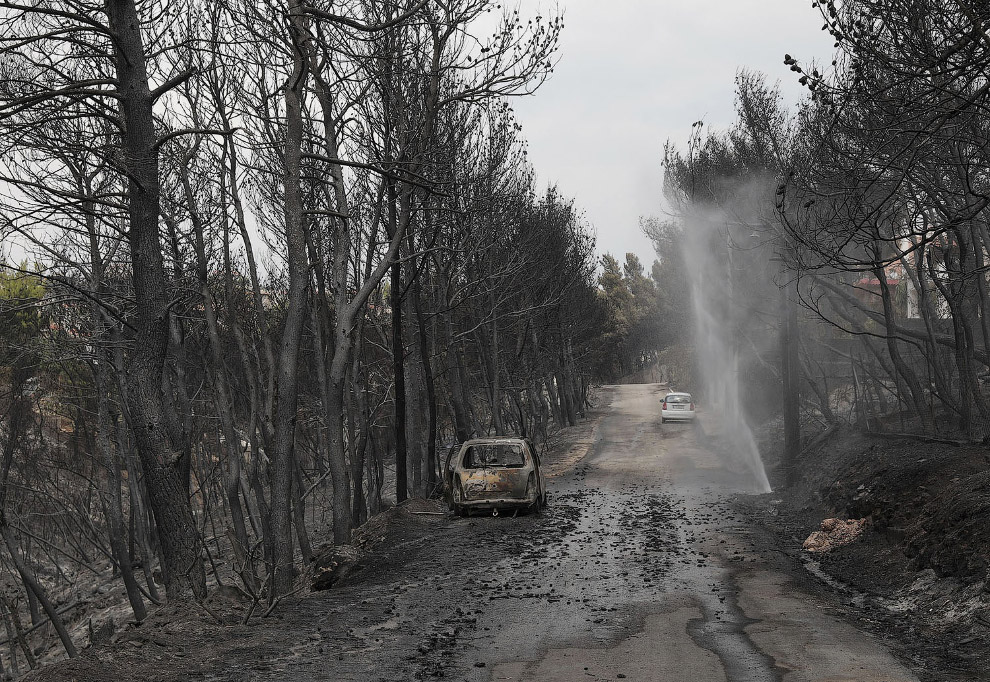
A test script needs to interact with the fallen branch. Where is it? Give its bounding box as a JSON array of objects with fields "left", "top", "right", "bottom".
[
  {"left": 868, "top": 432, "right": 973, "bottom": 446},
  {"left": 801, "top": 423, "right": 840, "bottom": 456},
  {"left": 242, "top": 573, "right": 271, "bottom": 626},
  {"left": 193, "top": 599, "right": 224, "bottom": 625},
  {"left": 0, "top": 599, "right": 87, "bottom": 647},
  {"left": 262, "top": 586, "right": 305, "bottom": 619}
]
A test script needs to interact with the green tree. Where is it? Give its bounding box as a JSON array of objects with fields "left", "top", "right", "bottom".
[
  {"left": 596, "top": 252, "right": 667, "bottom": 378},
  {"left": 622, "top": 253, "right": 662, "bottom": 371},
  {"left": 0, "top": 263, "right": 45, "bottom": 355}
]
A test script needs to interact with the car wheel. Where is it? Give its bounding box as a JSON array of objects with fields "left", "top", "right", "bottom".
[{"left": 452, "top": 481, "right": 467, "bottom": 516}]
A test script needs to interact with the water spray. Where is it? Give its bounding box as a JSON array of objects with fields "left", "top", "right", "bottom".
[{"left": 683, "top": 209, "right": 773, "bottom": 494}]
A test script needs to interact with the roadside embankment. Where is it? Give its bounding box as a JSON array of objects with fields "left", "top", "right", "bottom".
[{"left": 748, "top": 424, "right": 990, "bottom": 681}]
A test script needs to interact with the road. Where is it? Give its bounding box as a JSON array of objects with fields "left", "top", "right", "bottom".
[{"left": 196, "top": 383, "right": 919, "bottom": 682}]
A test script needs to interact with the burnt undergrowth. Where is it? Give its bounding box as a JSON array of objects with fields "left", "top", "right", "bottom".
[{"left": 750, "top": 422, "right": 990, "bottom": 681}]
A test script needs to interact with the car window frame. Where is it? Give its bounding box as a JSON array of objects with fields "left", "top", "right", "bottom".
[{"left": 461, "top": 442, "right": 527, "bottom": 469}]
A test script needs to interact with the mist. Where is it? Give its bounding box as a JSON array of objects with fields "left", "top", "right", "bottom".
[{"left": 675, "top": 180, "right": 781, "bottom": 494}]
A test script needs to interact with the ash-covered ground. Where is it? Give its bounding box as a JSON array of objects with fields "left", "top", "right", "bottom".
[{"left": 29, "top": 384, "right": 983, "bottom": 682}]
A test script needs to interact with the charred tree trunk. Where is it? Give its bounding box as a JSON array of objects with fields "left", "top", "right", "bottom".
[
  {"left": 184, "top": 137, "right": 257, "bottom": 596},
  {"left": 105, "top": 0, "right": 206, "bottom": 601},
  {"left": 407, "top": 336, "right": 426, "bottom": 496},
  {"left": 269, "top": 0, "right": 312, "bottom": 597},
  {"left": 390, "top": 182, "right": 409, "bottom": 503},
  {"left": 116, "top": 402, "right": 161, "bottom": 604},
  {"left": 781, "top": 282, "right": 801, "bottom": 485},
  {"left": 94, "top": 353, "right": 147, "bottom": 620},
  {"left": 0, "top": 597, "right": 28, "bottom": 674},
  {"left": 292, "top": 461, "right": 313, "bottom": 561},
  {"left": 556, "top": 368, "right": 576, "bottom": 427},
  {"left": 348, "top": 345, "right": 369, "bottom": 526},
  {"left": 82, "top": 179, "right": 147, "bottom": 618},
  {"left": 443, "top": 311, "right": 473, "bottom": 443},
  {"left": 413, "top": 276, "right": 439, "bottom": 489},
  {"left": 0, "top": 526, "right": 76, "bottom": 658},
  {"left": 874, "top": 267, "right": 933, "bottom": 432}
]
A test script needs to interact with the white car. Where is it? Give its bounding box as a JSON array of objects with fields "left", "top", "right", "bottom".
[{"left": 661, "top": 391, "right": 696, "bottom": 423}]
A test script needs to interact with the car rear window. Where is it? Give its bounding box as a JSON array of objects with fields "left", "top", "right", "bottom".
[
  {"left": 665, "top": 394, "right": 691, "bottom": 404},
  {"left": 463, "top": 444, "right": 526, "bottom": 468}
]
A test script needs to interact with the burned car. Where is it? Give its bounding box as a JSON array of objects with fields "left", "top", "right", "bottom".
[{"left": 443, "top": 437, "right": 546, "bottom": 516}]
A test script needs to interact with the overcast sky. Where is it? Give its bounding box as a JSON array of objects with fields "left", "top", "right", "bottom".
[{"left": 511, "top": 0, "right": 836, "bottom": 267}]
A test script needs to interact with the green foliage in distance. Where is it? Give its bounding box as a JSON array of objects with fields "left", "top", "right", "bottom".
[
  {"left": 0, "top": 262, "right": 47, "bottom": 369},
  {"left": 597, "top": 251, "right": 670, "bottom": 380}
]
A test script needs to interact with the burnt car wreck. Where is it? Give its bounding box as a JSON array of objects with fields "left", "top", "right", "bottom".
[{"left": 443, "top": 437, "right": 547, "bottom": 516}]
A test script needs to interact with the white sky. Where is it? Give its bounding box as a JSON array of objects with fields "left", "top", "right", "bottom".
[{"left": 511, "top": 0, "right": 836, "bottom": 266}]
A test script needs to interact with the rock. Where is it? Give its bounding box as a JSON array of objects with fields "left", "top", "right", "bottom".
[
  {"left": 803, "top": 518, "right": 867, "bottom": 552},
  {"left": 88, "top": 617, "right": 115, "bottom": 646}
]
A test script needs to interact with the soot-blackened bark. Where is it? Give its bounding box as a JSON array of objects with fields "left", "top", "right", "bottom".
[
  {"left": 270, "top": 0, "right": 312, "bottom": 597},
  {"left": 105, "top": 0, "right": 205, "bottom": 601},
  {"left": 874, "top": 267, "right": 932, "bottom": 432},
  {"left": 392, "top": 252, "right": 408, "bottom": 503},
  {"left": 413, "top": 276, "right": 439, "bottom": 488},
  {"left": 781, "top": 283, "right": 801, "bottom": 485}
]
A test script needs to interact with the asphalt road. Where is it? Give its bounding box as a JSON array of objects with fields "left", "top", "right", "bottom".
[
  {"left": 482, "top": 383, "right": 919, "bottom": 682},
  {"left": 198, "top": 383, "right": 920, "bottom": 682}
]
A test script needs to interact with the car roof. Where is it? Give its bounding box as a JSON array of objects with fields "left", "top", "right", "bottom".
[
  {"left": 461, "top": 437, "right": 526, "bottom": 446},
  {"left": 665, "top": 392, "right": 692, "bottom": 397}
]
